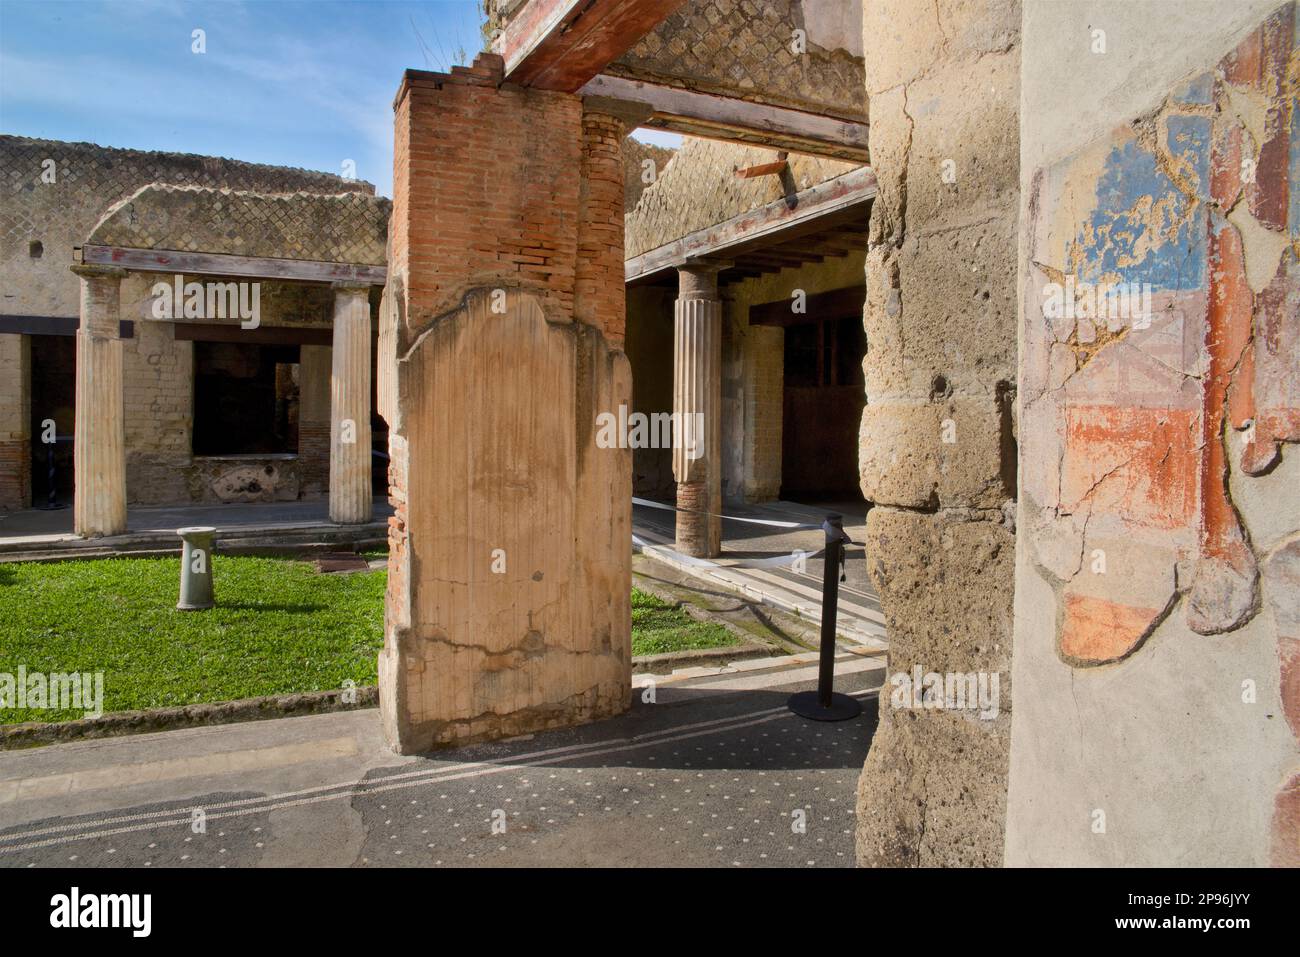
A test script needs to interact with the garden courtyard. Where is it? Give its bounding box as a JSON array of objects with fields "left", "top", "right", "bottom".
[{"left": 0, "top": 553, "right": 742, "bottom": 725}]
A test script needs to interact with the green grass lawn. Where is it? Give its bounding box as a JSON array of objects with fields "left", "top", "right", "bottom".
[
  {"left": 0, "top": 557, "right": 736, "bottom": 724},
  {"left": 630, "top": 588, "right": 736, "bottom": 656}
]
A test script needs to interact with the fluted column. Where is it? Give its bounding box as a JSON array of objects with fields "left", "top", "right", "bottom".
[
  {"left": 71, "top": 264, "right": 127, "bottom": 537},
  {"left": 329, "top": 282, "right": 372, "bottom": 524},
  {"left": 673, "top": 263, "right": 725, "bottom": 558}
]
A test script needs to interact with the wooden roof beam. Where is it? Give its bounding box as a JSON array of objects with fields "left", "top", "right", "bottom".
[
  {"left": 582, "top": 74, "right": 869, "bottom": 163},
  {"left": 497, "top": 0, "right": 689, "bottom": 92}
]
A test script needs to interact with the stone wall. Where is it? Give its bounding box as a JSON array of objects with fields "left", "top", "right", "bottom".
[
  {"left": 1008, "top": 0, "right": 1299, "bottom": 867},
  {"left": 379, "top": 53, "right": 632, "bottom": 752},
  {"left": 854, "top": 0, "right": 1021, "bottom": 866}
]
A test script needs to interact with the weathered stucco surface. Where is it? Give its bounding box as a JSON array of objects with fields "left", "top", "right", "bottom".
[
  {"left": 854, "top": 0, "right": 1021, "bottom": 867},
  {"left": 1009, "top": 0, "right": 1299, "bottom": 866},
  {"left": 379, "top": 55, "right": 632, "bottom": 752}
]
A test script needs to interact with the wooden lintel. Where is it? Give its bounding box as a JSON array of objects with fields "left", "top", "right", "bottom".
[
  {"left": 171, "top": 321, "right": 333, "bottom": 346},
  {"left": 81, "top": 245, "right": 386, "bottom": 285},
  {"left": 0, "top": 315, "right": 134, "bottom": 338},
  {"left": 581, "top": 74, "right": 869, "bottom": 162}
]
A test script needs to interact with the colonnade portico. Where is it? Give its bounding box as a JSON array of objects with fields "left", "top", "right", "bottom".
[{"left": 68, "top": 183, "right": 389, "bottom": 536}]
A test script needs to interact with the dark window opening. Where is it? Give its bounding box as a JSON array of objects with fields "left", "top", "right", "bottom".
[
  {"left": 781, "top": 313, "right": 866, "bottom": 499},
  {"left": 29, "top": 334, "right": 76, "bottom": 507},
  {"left": 192, "top": 341, "right": 300, "bottom": 455}
]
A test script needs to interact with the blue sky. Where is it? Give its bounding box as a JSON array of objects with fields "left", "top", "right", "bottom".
[{"left": 0, "top": 0, "right": 678, "bottom": 197}]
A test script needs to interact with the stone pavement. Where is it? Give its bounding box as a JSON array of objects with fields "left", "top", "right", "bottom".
[
  {"left": 633, "top": 497, "right": 887, "bottom": 647},
  {"left": 0, "top": 654, "right": 883, "bottom": 868}
]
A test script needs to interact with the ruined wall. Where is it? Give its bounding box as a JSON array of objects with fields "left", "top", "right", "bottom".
[
  {"left": 855, "top": 0, "right": 1021, "bottom": 866},
  {"left": 379, "top": 53, "right": 631, "bottom": 752},
  {"left": 113, "top": 278, "right": 351, "bottom": 506},
  {"left": 1009, "top": 0, "right": 1299, "bottom": 867}
]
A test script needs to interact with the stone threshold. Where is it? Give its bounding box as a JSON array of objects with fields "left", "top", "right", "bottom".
[{"left": 0, "top": 521, "right": 389, "bottom": 563}]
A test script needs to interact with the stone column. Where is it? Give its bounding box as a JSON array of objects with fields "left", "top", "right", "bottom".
[
  {"left": 329, "top": 283, "right": 372, "bottom": 524},
  {"left": 71, "top": 264, "right": 127, "bottom": 537},
  {"left": 673, "top": 262, "right": 725, "bottom": 558}
]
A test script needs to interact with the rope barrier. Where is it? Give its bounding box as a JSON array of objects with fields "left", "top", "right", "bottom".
[
  {"left": 631, "top": 496, "right": 822, "bottom": 530},
  {"left": 632, "top": 533, "right": 824, "bottom": 571}
]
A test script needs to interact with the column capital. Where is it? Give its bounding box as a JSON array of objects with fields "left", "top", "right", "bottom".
[
  {"left": 676, "top": 259, "right": 732, "bottom": 300},
  {"left": 332, "top": 280, "right": 372, "bottom": 295},
  {"left": 70, "top": 263, "right": 127, "bottom": 281}
]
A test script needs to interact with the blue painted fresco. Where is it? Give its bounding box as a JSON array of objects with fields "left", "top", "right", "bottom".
[{"left": 1074, "top": 127, "right": 1209, "bottom": 292}]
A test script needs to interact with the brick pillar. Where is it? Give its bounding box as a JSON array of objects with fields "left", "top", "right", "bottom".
[
  {"left": 378, "top": 55, "right": 632, "bottom": 753},
  {"left": 673, "top": 263, "right": 724, "bottom": 558},
  {"left": 0, "top": 333, "right": 30, "bottom": 511},
  {"left": 329, "top": 283, "right": 372, "bottom": 524},
  {"left": 71, "top": 264, "right": 127, "bottom": 537}
]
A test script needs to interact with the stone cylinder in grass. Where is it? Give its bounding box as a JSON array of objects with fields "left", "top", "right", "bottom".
[{"left": 177, "top": 526, "right": 216, "bottom": 611}]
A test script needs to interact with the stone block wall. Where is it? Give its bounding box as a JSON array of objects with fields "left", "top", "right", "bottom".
[
  {"left": 854, "top": 0, "right": 1022, "bottom": 867},
  {"left": 1008, "top": 0, "right": 1299, "bottom": 866},
  {"left": 379, "top": 53, "right": 632, "bottom": 752}
]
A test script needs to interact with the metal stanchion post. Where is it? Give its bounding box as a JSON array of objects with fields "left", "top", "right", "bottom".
[{"left": 788, "top": 513, "right": 862, "bottom": 721}]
